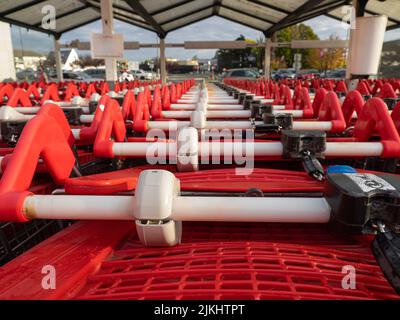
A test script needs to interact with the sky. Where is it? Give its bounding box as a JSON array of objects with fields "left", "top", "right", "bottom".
[{"left": 11, "top": 14, "right": 400, "bottom": 62}]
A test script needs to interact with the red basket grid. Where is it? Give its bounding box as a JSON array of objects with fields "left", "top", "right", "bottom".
[{"left": 74, "top": 222, "right": 399, "bottom": 300}]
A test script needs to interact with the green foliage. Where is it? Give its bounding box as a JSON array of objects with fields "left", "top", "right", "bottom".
[
  {"left": 213, "top": 23, "right": 338, "bottom": 71},
  {"left": 274, "top": 23, "right": 320, "bottom": 69},
  {"left": 214, "top": 35, "right": 259, "bottom": 71}
]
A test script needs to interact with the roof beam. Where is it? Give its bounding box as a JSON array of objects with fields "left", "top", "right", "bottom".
[
  {"left": 150, "top": 0, "right": 197, "bottom": 16},
  {"left": 80, "top": 0, "right": 150, "bottom": 26},
  {"left": 278, "top": 0, "right": 349, "bottom": 30},
  {"left": 218, "top": 14, "right": 266, "bottom": 32},
  {"left": 85, "top": 0, "right": 142, "bottom": 17},
  {"left": 297, "top": 0, "right": 350, "bottom": 18},
  {"left": 0, "top": 16, "right": 58, "bottom": 36},
  {"left": 219, "top": 3, "right": 275, "bottom": 25},
  {"left": 247, "top": 0, "right": 291, "bottom": 15},
  {"left": 387, "top": 24, "right": 400, "bottom": 31},
  {"left": 124, "top": 0, "right": 167, "bottom": 38},
  {"left": 355, "top": 0, "right": 369, "bottom": 16},
  {"left": 166, "top": 13, "right": 214, "bottom": 33},
  {"left": 213, "top": 0, "right": 222, "bottom": 15},
  {"left": 113, "top": 14, "right": 157, "bottom": 33},
  {"left": 33, "top": 5, "right": 91, "bottom": 27},
  {"left": 159, "top": 5, "right": 215, "bottom": 26},
  {"left": 325, "top": 13, "right": 345, "bottom": 22},
  {"left": 0, "top": 0, "right": 47, "bottom": 16},
  {"left": 265, "top": 0, "right": 345, "bottom": 36},
  {"left": 58, "top": 17, "right": 100, "bottom": 35}
]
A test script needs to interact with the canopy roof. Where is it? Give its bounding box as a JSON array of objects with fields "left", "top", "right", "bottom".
[{"left": 0, "top": 0, "right": 398, "bottom": 38}]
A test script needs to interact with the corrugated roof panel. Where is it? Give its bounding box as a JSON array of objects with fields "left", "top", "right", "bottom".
[
  {"left": 328, "top": 2, "right": 399, "bottom": 30},
  {"left": 1, "top": 0, "right": 397, "bottom": 35},
  {"left": 141, "top": 0, "right": 188, "bottom": 14},
  {"left": 0, "top": 0, "right": 38, "bottom": 14},
  {"left": 111, "top": 0, "right": 137, "bottom": 11},
  {"left": 6, "top": 0, "right": 86, "bottom": 25},
  {"left": 54, "top": 7, "right": 100, "bottom": 32},
  {"left": 254, "top": 0, "right": 308, "bottom": 12},
  {"left": 219, "top": 6, "right": 271, "bottom": 31},
  {"left": 162, "top": 7, "right": 213, "bottom": 31},
  {"left": 295, "top": 0, "right": 346, "bottom": 21},
  {"left": 112, "top": 8, "right": 147, "bottom": 23},
  {"left": 222, "top": 0, "right": 286, "bottom": 22},
  {"left": 154, "top": 0, "right": 214, "bottom": 24},
  {"left": 84, "top": 0, "right": 147, "bottom": 23},
  {"left": 367, "top": 0, "right": 400, "bottom": 22}
]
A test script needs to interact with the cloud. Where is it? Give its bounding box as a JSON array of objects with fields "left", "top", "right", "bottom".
[{"left": 303, "top": 15, "right": 350, "bottom": 40}]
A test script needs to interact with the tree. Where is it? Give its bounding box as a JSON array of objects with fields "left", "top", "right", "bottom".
[
  {"left": 273, "top": 23, "right": 320, "bottom": 69},
  {"left": 75, "top": 55, "right": 104, "bottom": 68},
  {"left": 251, "top": 36, "right": 265, "bottom": 70},
  {"left": 306, "top": 34, "right": 347, "bottom": 70},
  {"left": 214, "top": 35, "right": 259, "bottom": 71}
]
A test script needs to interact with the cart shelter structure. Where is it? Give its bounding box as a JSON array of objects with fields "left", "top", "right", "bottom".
[{"left": 1, "top": 0, "right": 399, "bottom": 83}]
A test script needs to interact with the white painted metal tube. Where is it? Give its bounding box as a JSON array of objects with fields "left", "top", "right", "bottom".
[
  {"left": 207, "top": 104, "right": 243, "bottom": 110},
  {"left": 208, "top": 93, "right": 231, "bottom": 97},
  {"left": 145, "top": 120, "right": 331, "bottom": 131},
  {"left": 325, "top": 142, "right": 383, "bottom": 156},
  {"left": 272, "top": 110, "right": 304, "bottom": 117},
  {"left": 177, "top": 99, "right": 197, "bottom": 103},
  {"left": 13, "top": 106, "right": 91, "bottom": 115},
  {"left": 208, "top": 99, "right": 239, "bottom": 104},
  {"left": 260, "top": 99, "right": 274, "bottom": 103},
  {"left": 0, "top": 106, "right": 35, "bottom": 121},
  {"left": 172, "top": 197, "right": 331, "bottom": 223},
  {"left": 23, "top": 195, "right": 133, "bottom": 220},
  {"left": 162, "top": 110, "right": 251, "bottom": 119},
  {"left": 170, "top": 104, "right": 244, "bottom": 110},
  {"left": 147, "top": 121, "right": 190, "bottom": 130},
  {"left": 111, "top": 141, "right": 384, "bottom": 158},
  {"left": 163, "top": 109, "right": 305, "bottom": 119},
  {"left": 199, "top": 142, "right": 283, "bottom": 157},
  {"left": 71, "top": 128, "right": 81, "bottom": 140},
  {"left": 80, "top": 114, "right": 94, "bottom": 123},
  {"left": 170, "top": 103, "right": 196, "bottom": 109},
  {"left": 292, "top": 121, "right": 332, "bottom": 131},
  {"left": 204, "top": 121, "right": 258, "bottom": 129},
  {"left": 23, "top": 194, "right": 331, "bottom": 223},
  {"left": 13, "top": 107, "right": 40, "bottom": 114},
  {"left": 112, "top": 142, "right": 177, "bottom": 157}
]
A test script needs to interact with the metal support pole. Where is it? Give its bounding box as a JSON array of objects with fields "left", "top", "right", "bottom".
[
  {"left": 54, "top": 36, "right": 63, "bottom": 82},
  {"left": 345, "top": 0, "right": 357, "bottom": 79},
  {"left": 100, "top": 0, "right": 117, "bottom": 84},
  {"left": 264, "top": 37, "right": 272, "bottom": 79},
  {"left": 0, "top": 22, "right": 16, "bottom": 81},
  {"left": 159, "top": 37, "right": 167, "bottom": 84}
]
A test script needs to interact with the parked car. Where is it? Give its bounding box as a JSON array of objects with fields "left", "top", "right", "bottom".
[
  {"left": 326, "top": 69, "right": 346, "bottom": 80},
  {"left": 131, "top": 69, "right": 154, "bottom": 80},
  {"left": 48, "top": 71, "right": 101, "bottom": 82},
  {"left": 273, "top": 68, "right": 296, "bottom": 80},
  {"left": 297, "top": 69, "right": 319, "bottom": 80},
  {"left": 16, "top": 68, "right": 38, "bottom": 81},
  {"left": 118, "top": 71, "right": 135, "bottom": 82},
  {"left": 84, "top": 68, "right": 106, "bottom": 80},
  {"left": 77, "top": 71, "right": 104, "bottom": 82},
  {"left": 221, "top": 68, "right": 259, "bottom": 80}
]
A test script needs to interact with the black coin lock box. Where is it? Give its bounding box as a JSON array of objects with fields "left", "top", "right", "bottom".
[
  {"left": 281, "top": 130, "right": 326, "bottom": 159},
  {"left": 325, "top": 173, "right": 400, "bottom": 233}
]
